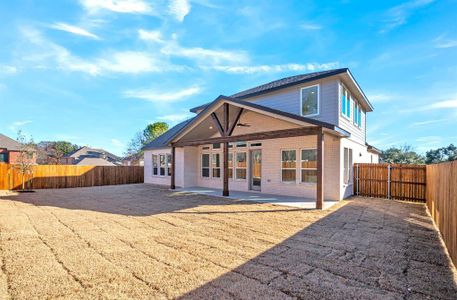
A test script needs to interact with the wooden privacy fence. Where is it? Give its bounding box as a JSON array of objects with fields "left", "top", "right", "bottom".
[
  {"left": 0, "top": 164, "right": 144, "bottom": 190},
  {"left": 354, "top": 163, "right": 426, "bottom": 202},
  {"left": 426, "top": 161, "right": 457, "bottom": 267}
]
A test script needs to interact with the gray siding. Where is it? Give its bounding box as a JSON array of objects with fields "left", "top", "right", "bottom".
[
  {"left": 337, "top": 80, "right": 366, "bottom": 144},
  {"left": 242, "top": 78, "right": 339, "bottom": 125}
]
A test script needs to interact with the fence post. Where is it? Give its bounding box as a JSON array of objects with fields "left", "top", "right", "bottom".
[
  {"left": 356, "top": 164, "right": 359, "bottom": 195},
  {"left": 387, "top": 164, "right": 391, "bottom": 199}
]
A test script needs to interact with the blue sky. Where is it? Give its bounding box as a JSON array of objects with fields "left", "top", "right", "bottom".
[{"left": 0, "top": 0, "right": 456, "bottom": 156}]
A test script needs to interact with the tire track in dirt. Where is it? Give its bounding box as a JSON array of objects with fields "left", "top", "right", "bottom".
[
  {"left": 32, "top": 205, "right": 168, "bottom": 299},
  {"left": 0, "top": 204, "right": 11, "bottom": 300}
]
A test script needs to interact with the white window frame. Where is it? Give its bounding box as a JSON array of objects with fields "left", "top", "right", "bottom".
[
  {"left": 152, "top": 154, "right": 158, "bottom": 176},
  {"left": 300, "top": 84, "right": 320, "bottom": 117},
  {"left": 159, "top": 154, "right": 167, "bottom": 176},
  {"left": 300, "top": 148, "right": 317, "bottom": 184},
  {"left": 201, "top": 153, "right": 210, "bottom": 178},
  {"left": 353, "top": 102, "right": 359, "bottom": 127},
  {"left": 281, "top": 149, "right": 297, "bottom": 183},
  {"left": 343, "top": 147, "right": 353, "bottom": 185},
  {"left": 167, "top": 154, "right": 172, "bottom": 176},
  {"left": 235, "top": 151, "right": 247, "bottom": 180},
  {"left": 228, "top": 152, "right": 234, "bottom": 179},
  {"left": 340, "top": 83, "right": 352, "bottom": 120},
  {"left": 212, "top": 153, "right": 221, "bottom": 178}
]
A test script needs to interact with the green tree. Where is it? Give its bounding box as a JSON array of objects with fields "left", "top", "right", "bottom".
[
  {"left": 54, "top": 141, "right": 79, "bottom": 157},
  {"left": 143, "top": 122, "right": 169, "bottom": 142},
  {"left": 425, "top": 144, "right": 457, "bottom": 164},
  {"left": 381, "top": 145, "right": 425, "bottom": 164},
  {"left": 125, "top": 122, "right": 169, "bottom": 157}
]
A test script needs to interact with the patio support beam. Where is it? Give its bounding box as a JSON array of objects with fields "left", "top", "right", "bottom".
[
  {"left": 174, "top": 127, "right": 318, "bottom": 147},
  {"left": 170, "top": 146, "right": 176, "bottom": 190},
  {"left": 222, "top": 103, "right": 229, "bottom": 196},
  {"left": 223, "top": 142, "right": 229, "bottom": 196},
  {"left": 316, "top": 128, "right": 324, "bottom": 209}
]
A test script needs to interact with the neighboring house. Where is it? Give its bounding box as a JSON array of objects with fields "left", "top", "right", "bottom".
[
  {"left": 0, "top": 133, "right": 37, "bottom": 164},
  {"left": 143, "top": 68, "right": 381, "bottom": 207},
  {"left": 122, "top": 154, "right": 144, "bottom": 166},
  {"left": 61, "top": 146, "right": 122, "bottom": 166}
]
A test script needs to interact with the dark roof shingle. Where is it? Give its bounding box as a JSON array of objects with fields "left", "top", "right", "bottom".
[
  {"left": 0, "top": 133, "right": 22, "bottom": 151},
  {"left": 142, "top": 118, "right": 194, "bottom": 150},
  {"left": 231, "top": 68, "right": 348, "bottom": 99},
  {"left": 190, "top": 68, "right": 349, "bottom": 112}
]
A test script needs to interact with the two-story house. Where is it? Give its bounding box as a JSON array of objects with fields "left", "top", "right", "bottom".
[{"left": 142, "top": 68, "right": 380, "bottom": 208}]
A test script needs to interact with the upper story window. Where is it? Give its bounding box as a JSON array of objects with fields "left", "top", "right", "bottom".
[
  {"left": 353, "top": 102, "right": 363, "bottom": 128},
  {"left": 301, "top": 85, "right": 319, "bottom": 117},
  {"left": 0, "top": 152, "right": 9, "bottom": 163},
  {"left": 341, "top": 85, "right": 351, "bottom": 119}
]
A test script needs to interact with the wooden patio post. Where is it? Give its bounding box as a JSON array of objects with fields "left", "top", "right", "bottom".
[
  {"left": 316, "top": 128, "right": 324, "bottom": 209},
  {"left": 223, "top": 142, "right": 229, "bottom": 196},
  {"left": 170, "top": 146, "right": 176, "bottom": 190},
  {"left": 222, "top": 103, "right": 229, "bottom": 196}
]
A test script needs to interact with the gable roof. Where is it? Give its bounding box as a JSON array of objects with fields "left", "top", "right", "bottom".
[
  {"left": 142, "top": 118, "right": 194, "bottom": 150},
  {"left": 65, "top": 146, "right": 121, "bottom": 165},
  {"left": 231, "top": 68, "right": 349, "bottom": 99},
  {"left": 76, "top": 157, "right": 117, "bottom": 166},
  {"left": 0, "top": 133, "right": 22, "bottom": 151},
  {"left": 190, "top": 68, "right": 373, "bottom": 113},
  {"left": 142, "top": 96, "right": 351, "bottom": 150}
]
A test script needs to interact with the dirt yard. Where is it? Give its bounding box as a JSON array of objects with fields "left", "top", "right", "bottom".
[{"left": 0, "top": 184, "right": 456, "bottom": 299}]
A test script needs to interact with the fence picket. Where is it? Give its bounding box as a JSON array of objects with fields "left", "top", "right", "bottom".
[
  {"left": 354, "top": 163, "right": 426, "bottom": 202},
  {"left": 0, "top": 164, "right": 144, "bottom": 190}
]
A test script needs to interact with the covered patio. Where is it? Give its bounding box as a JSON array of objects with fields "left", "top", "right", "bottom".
[
  {"left": 167, "top": 96, "right": 350, "bottom": 209},
  {"left": 174, "top": 186, "right": 338, "bottom": 209}
]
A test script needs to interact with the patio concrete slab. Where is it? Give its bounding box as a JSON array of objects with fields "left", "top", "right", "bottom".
[{"left": 174, "top": 186, "right": 338, "bottom": 209}]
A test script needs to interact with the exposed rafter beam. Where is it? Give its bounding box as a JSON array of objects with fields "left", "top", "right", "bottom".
[
  {"left": 173, "top": 127, "right": 319, "bottom": 147},
  {"left": 227, "top": 108, "right": 244, "bottom": 137},
  {"left": 210, "top": 113, "right": 225, "bottom": 137}
]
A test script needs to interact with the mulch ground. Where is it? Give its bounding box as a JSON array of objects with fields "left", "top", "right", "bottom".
[{"left": 0, "top": 184, "right": 456, "bottom": 299}]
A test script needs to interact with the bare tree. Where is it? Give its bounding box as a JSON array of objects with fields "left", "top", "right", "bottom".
[{"left": 14, "top": 131, "right": 36, "bottom": 191}]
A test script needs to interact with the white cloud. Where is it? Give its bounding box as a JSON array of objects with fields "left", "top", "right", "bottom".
[
  {"left": 111, "top": 138, "right": 125, "bottom": 148},
  {"left": 212, "top": 62, "right": 339, "bottom": 74},
  {"left": 380, "top": 0, "right": 435, "bottom": 33},
  {"left": 430, "top": 99, "right": 457, "bottom": 109},
  {"left": 433, "top": 34, "right": 457, "bottom": 49},
  {"left": 369, "top": 93, "right": 395, "bottom": 103},
  {"left": 409, "top": 119, "right": 449, "bottom": 128},
  {"left": 168, "top": 0, "right": 191, "bottom": 22},
  {"left": 300, "top": 23, "right": 322, "bottom": 30},
  {"left": 157, "top": 113, "right": 193, "bottom": 123},
  {"left": 124, "top": 86, "right": 201, "bottom": 102},
  {"left": 138, "top": 29, "right": 164, "bottom": 43},
  {"left": 20, "top": 27, "right": 183, "bottom": 75},
  {"left": 9, "top": 120, "right": 32, "bottom": 132},
  {"left": 0, "top": 65, "right": 18, "bottom": 74},
  {"left": 79, "top": 0, "right": 153, "bottom": 14},
  {"left": 97, "top": 51, "right": 175, "bottom": 74},
  {"left": 161, "top": 42, "right": 249, "bottom": 65},
  {"left": 416, "top": 135, "right": 442, "bottom": 144},
  {"left": 49, "top": 22, "right": 100, "bottom": 39}
]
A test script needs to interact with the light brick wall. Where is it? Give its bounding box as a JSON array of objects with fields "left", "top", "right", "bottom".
[
  {"left": 339, "top": 138, "right": 379, "bottom": 199},
  {"left": 144, "top": 149, "right": 172, "bottom": 186},
  {"left": 193, "top": 134, "right": 341, "bottom": 200}
]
